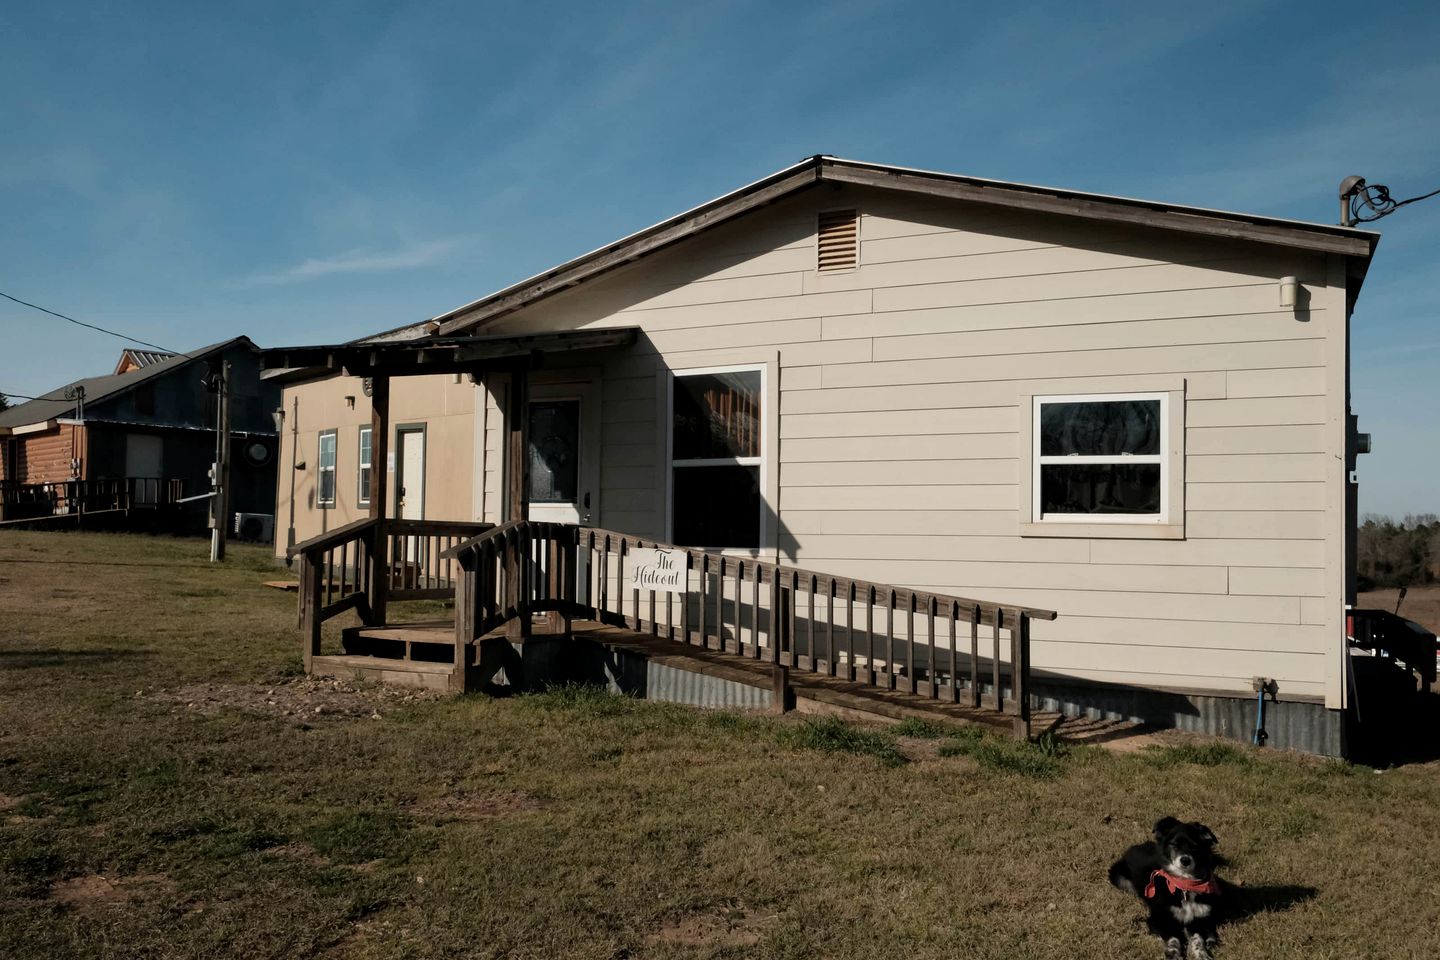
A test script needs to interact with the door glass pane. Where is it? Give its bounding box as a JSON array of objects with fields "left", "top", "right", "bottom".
[
  {"left": 528, "top": 400, "right": 579, "bottom": 504},
  {"left": 1040, "top": 463, "right": 1161, "bottom": 515},
  {"left": 672, "top": 465, "right": 760, "bottom": 548},
  {"left": 1040, "top": 399, "right": 1161, "bottom": 456},
  {"left": 673, "top": 370, "right": 761, "bottom": 460}
]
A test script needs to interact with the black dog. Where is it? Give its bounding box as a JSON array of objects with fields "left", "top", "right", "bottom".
[{"left": 1109, "top": 818, "right": 1223, "bottom": 960}]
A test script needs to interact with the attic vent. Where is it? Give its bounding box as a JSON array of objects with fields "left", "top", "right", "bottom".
[{"left": 817, "top": 209, "right": 859, "bottom": 271}]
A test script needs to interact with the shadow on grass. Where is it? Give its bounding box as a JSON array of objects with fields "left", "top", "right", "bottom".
[
  {"left": 1221, "top": 882, "right": 1318, "bottom": 926},
  {"left": 0, "top": 649, "right": 149, "bottom": 668}
]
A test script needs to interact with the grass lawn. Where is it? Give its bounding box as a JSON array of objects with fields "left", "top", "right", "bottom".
[{"left": 2, "top": 531, "right": 1438, "bottom": 959}]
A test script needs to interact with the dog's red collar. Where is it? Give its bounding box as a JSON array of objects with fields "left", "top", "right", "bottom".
[{"left": 1144, "top": 869, "right": 1220, "bottom": 899}]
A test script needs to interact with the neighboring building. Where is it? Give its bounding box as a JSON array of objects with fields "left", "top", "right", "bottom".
[
  {"left": 265, "top": 156, "right": 1384, "bottom": 753},
  {"left": 0, "top": 337, "right": 280, "bottom": 532}
]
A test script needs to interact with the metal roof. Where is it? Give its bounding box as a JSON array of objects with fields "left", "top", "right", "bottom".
[{"left": 0, "top": 337, "right": 251, "bottom": 431}]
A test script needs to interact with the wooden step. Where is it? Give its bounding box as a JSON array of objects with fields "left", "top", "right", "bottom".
[{"left": 311, "top": 654, "right": 452, "bottom": 691}]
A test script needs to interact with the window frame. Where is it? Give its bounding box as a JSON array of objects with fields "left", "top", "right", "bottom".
[
  {"left": 357, "top": 425, "right": 372, "bottom": 507},
  {"left": 317, "top": 429, "right": 337, "bottom": 508},
  {"left": 1018, "top": 383, "right": 1185, "bottom": 540},
  {"left": 665, "top": 362, "right": 768, "bottom": 554}
]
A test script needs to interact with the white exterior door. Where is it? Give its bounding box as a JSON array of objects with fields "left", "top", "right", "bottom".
[
  {"left": 396, "top": 428, "right": 425, "bottom": 521},
  {"left": 527, "top": 380, "right": 599, "bottom": 525}
]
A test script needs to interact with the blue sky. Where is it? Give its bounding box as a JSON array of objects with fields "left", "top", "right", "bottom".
[{"left": 1, "top": 0, "right": 1436, "bottom": 515}]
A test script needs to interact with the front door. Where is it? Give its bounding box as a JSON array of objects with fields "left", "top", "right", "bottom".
[
  {"left": 395, "top": 427, "right": 426, "bottom": 521},
  {"left": 526, "top": 380, "right": 599, "bottom": 525}
]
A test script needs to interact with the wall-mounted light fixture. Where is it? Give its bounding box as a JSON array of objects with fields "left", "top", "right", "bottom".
[
  {"left": 344, "top": 395, "right": 356, "bottom": 409},
  {"left": 272, "top": 407, "right": 286, "bottom": 432},
  {"left": 1279, "top": 276, "right": 1299, "bottom": 309}
]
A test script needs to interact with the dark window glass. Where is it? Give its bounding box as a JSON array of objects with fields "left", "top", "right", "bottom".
[
  {"left": 134, "top": 384, "right": 155, "bottom": 417},
  {"left": 673, "top": 465, "right": 760, "bottom": 548},
  {"left": 358, "top": 428, "right": 372, "bottom": 503},
  {"left": 1040, "top": 400, "right": 1160, "bottom": 457},
  {"left": 318, "top": 432, "right": 337, "bottom": 506},
  {"left": 527, "top": 400, "right": 579, "bottom": 504},
  {"left": 1040, "top": 463, "right": 1161, "bottom": 515},
  {"left": 673, "top": 371, "right": 761, "bottom": 460}
]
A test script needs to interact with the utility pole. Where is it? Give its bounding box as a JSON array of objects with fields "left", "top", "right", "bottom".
[{"left": 209, "top": 361, "right": 231, "bottom": 562}]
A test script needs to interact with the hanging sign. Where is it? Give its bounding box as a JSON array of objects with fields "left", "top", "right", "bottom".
[{"left": 627, "top": 548, "right": 686, "bottom": 594}]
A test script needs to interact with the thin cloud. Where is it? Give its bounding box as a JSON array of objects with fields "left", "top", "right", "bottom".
[{"left": 246, "top": 238, "right": 460, "bottom": 285}]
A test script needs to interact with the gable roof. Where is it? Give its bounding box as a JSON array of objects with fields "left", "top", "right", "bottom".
[
  {"left": 0, "top": 337, "right": 252, "bottom": 432},
  {"left": 434, "top": 155, "right": 1380, "bottom": 336},
  {"left": 114, "top": 348, "right": 176, "bottom": 374}
]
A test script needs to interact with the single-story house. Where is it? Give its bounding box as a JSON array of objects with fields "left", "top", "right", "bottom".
[
  {"left": 0, "top": 337, "right": 280, "bottom": 533},
  {"left": 263, "top": 155, "right": 1397, "bottom": 754}
]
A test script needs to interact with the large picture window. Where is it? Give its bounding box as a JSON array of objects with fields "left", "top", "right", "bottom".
[
  {"left": 357, "top": 426, "right": 372, "bottom": 507},
  {"left": 1032, "top": 393, "right": 1166, "bottom": 521},
  {"left": 317, "top": 430, "right": 337, "bottom": 508},
  {"left": 670, "top": 367, "right": 763, "bottom": 548}
]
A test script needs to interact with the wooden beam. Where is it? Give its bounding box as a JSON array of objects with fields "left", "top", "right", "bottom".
[
  {"left": 819, "top": 163, "right": 1375, "bottom": 258},
  {"left": 506, "top": 369, "right": 528, "bottom": 523},
  {"left": 369, "top": 377, "right": 390, "bottom": 521},
  {"left": 369, "top": 376, "right": 390, "bottom": 625}
]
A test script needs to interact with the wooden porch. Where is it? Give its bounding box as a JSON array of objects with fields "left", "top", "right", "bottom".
[
  {"left": 269, "top": 327, "right": 1056, "bottom": 737},
  {"left": 0, "top": 476, "right": 188, "bottom": 524},
  {"left": 291, "top": 519, "right": 1059, "bottom": 738}
]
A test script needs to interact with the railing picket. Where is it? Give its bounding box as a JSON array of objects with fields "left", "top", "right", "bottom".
[
  {"left": 992, "top": 608, "right": 1003, "bottom": 713},
  {"left": 865, "top": 585, "right": 875, "bottom": 685},
  {"left": 734, "top": 561, "right": 744, "bottom": 656},
  {"left": 907, "top": 592, "right": 917, "bottom": 696},
  {"left": 825, "top": 578, "right": 836, "bottom": 677},
  {"left": 697, "top": 554, "right": 708, "bottom": 648},
  {"left": 949, "top": 601, "right": 959, "bottom": 704},
  {"left": 970, "top": 607, "right": 981, "bottom": 709},
  {"left": 844, "top": 581, "right": 856, "bottom": 681},
  {"left": 750, "top": 563, "right": 761, "bottom": 660}
]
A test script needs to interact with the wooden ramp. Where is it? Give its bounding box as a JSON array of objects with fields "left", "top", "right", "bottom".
[{"left": 309, "top": 618, "right": 1059, "bottom": 735}]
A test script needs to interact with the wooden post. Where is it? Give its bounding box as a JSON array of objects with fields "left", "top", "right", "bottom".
[
  {"left": 452, "top": 552, "right": 475, "bottom": 693},
  {"left": 210, "top": 361, "right": 231, "bottom": 562},
  {"left": 771, "top": 663, "right": 790, "bottom": 715},
  {"left": 369, "top": 376, "right": 390, "bottom": 626},
  {"left": 301, "top": 552, "right": 323, "bottom": 674},
  {"left": 507, "top": 368, "right": 529, "bottom": 523},
  {"left": 1013, "top": 613, "right": 1032, "bottom": 740}
]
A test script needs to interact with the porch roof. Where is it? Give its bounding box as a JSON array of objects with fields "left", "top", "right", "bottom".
[{"left": 258, "top": 326, "right": 641, "bottom": 383}]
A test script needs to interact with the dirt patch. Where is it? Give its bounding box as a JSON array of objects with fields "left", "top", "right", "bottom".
[
  {"left": 0, "top": 793, "right": 21, "bottom": 812},
  {"left": 48, "top": 873, "right": 169, "bottom": 912},
  {"left": 411, "top": 789, "right": 543, "bottom": 822},
  {"left": 646, "top": 906, "right": 775, "bottom": 949},
  {"left": 148, "top": 676, "right": 443, "bottom": 724}
]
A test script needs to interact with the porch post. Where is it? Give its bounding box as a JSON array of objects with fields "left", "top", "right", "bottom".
[
  {"left": 506, "top": 368, "right": 531, "bottom": 639},
  {"left": 369, "top": 375, "right": 390, "bottom": 625},
  {"left": 506, "top": 368, "right": 529, "bottom": 523}
]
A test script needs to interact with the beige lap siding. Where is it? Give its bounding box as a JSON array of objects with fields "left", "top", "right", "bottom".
[{"left": 475, "top": 184, "right": 1344, "bottom": 704}]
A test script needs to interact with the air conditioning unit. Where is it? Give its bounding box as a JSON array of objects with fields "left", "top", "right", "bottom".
[{"left": 233, "top": 512, "right": 274, "bottom": 542}]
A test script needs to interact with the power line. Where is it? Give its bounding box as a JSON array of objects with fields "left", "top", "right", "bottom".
[
  {"left": 1343, "top": 179, "right": 1440, "bottom": 226},
  {"left": 0, "top": 289, "right": 185, "bottom": 356},
  {"left": 0, "top": 391, "right": 42, "bottom": 401}
]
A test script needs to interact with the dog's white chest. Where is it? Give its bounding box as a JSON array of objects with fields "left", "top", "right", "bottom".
[{"left": 1170, "top": 897, "right": 1211, "bottom": 925}]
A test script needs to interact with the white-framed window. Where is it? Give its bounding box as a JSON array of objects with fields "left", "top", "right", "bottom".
[
  {"left": 317, "top": 429, "right": 337, "bottom": 507},
  {"left": 668, "top": 365, "right": 765, "bottom": 549},
  {"left": 1031, "top": 392, "right": 1169, "bottom": 523},
  {"left": 357, "top": 426, "right": 372, "bottom": 507}
]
